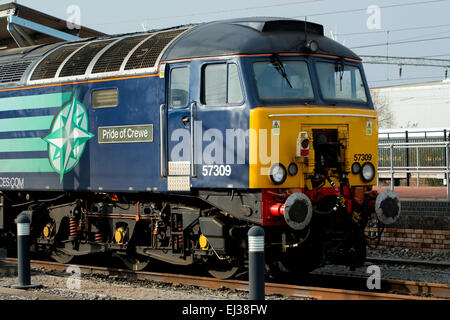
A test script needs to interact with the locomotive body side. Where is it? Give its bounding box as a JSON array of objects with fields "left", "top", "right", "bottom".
[{"left": 0, "top": 76, "right": 165, "bottom": 192}]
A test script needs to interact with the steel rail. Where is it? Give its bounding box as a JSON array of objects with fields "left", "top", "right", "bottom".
[{"left": 3, "top": 258, "right": 446, "bottom": 300}]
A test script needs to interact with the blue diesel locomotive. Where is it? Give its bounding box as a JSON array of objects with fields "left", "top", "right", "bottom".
[{"left": 0, "top": 17, "right": 400, "bottom": 278}]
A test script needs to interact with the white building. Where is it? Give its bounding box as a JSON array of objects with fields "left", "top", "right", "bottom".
[{"left": 370, "top": 80, "right": 450, "bottom": 128}]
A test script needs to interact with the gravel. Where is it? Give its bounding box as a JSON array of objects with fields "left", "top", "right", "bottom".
[
  {"left": 368, "top": 247, "right": 450, "bottom": 262},
  {"left": 0, "top": 294, "right": 38, "bottom": 300},
  {"left": 311, "top": 247, "right": 450, "bottom": 285},
  {"left": 1, "top": 246, "right": 449, "bottom": 300},
  {"left": 0, "top": 268, "right": 293, "bottom": 300},
  {"left": 312, "top": 261, "right": 450, "bottom": 285}
]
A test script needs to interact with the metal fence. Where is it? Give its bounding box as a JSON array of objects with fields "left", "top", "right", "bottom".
[{"left": 377, "top": 141, "right": 450, "bottom": 201}]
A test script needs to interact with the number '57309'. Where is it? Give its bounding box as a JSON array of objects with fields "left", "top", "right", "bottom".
[{"left": 201, "top": 165, "right": 232, "bottom": 176}]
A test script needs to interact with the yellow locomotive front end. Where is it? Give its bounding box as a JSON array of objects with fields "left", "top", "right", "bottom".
[
  {"left": 250, "top": 105, "right": 378, "bottom": 190},
  {"left": 246, "top": 53, "right": 401, "bottom": 271}
]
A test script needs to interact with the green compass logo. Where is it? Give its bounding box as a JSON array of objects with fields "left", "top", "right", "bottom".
[{"left": 43, "top": 90, "right": 94, "bottom": 182}]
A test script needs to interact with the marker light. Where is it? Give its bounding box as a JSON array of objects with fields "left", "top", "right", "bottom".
[
  {"left": 301, "top": 138, "right": 310, "bottom": 149},
  {"left": 288, "top": 163, "right": 298, "bottom": 176},
  {"left": 351, "top": 162, "right": 361, "bottom": 175},
  {"left": 297, "top": 131, "right": 310, "bottom": 157}
]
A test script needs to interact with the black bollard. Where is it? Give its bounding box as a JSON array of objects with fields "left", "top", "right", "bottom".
[
  {"left": 12, "top": 215, "right": 41, "bottom": 289},
  {"left": 248, "top": 226, "right": 265, "bottom": 300}
]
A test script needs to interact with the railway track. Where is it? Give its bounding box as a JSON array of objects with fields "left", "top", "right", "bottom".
[{"left": 2, "top": 258, "right": 448, "bottom": 300}]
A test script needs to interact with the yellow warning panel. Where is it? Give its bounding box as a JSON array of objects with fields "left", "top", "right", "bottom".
[
  {"left": 272, "top": 120, "right": 280, "bottom": 135},
  {"left": 366, "top": 120, "right": 373, "bottom": 136}
]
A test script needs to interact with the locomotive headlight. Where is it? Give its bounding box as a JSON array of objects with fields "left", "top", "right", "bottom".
[
  {"left": 270, "top": 163, "right": 287, "bottom": 185},
  {"left": 351, "top": 162, "right": 361, "bottom": 175},
  {"left": 361, "top": 162, "right": 375, "bottom": 182}
]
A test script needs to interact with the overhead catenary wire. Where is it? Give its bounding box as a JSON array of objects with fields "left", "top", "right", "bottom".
[
  {"left": 84, "top": 0, "right": 447, "bottom": 28},
  {"left": 292, "top": 0, "right": 447, "bottom": 18},
  {"left": 85, "top": 0, "right": 325, "bottom": 27},
  {"left": 351, "top": 35, "right": 450, "bottom": 49},
  {"left": 336, "top": 23, "right": 450, "bottom": 37},
  {"left": 422, "top": 53, "right": 450, "bottom": 58},
  {"left": 361, "top": 55, "right": 450, "bottom": 68},
  {"left": 368, "top": 75, "right": 446, "bottom": 83},
  {"left": 72, "top": 1, "right": 450, "bottom": 87}
]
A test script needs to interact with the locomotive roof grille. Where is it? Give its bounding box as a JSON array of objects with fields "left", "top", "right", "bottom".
[
  {"left": 0, "top": 60, "right": 32, "bottom": 83},
  {"left": 91, "top": 34, "right": 149, "bottom": 74},
  {"left": 29, "top": 43, "right": 85, "bottom": 80},
  {"left": 58, "top": 39, "right": 115, "bottom": 78},
  {"left": 124, "top": 29, "right": 186, "bottom": 70}
]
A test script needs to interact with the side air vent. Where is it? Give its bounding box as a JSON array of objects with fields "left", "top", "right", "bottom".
[
  {"left": 59, "top": 40, "right": 115, "bottom": 78},
  {"left": 30, "top": 43, "right": 85, "bottom": 80},
  {"left": 92, "top": 35, "right": 149, "bottom": 74},
  {"left": 125, "top": 29, "right": 185, "bottom": 70},
  {"left": 0, "top": 60, "right": 33, "bottom": 83}
]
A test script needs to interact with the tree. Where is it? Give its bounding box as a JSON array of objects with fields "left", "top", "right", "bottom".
[{"left": 370, "top": 90, "right": 395, "bottom": 128}]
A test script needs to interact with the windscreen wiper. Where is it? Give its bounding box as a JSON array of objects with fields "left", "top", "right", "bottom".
[{"left": 270, "top": 53, "right": 293, "bottom": 88}]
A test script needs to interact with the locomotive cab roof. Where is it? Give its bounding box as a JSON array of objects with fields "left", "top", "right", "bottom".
[
  {"left": 0, "top": 17, "right": 361, "bottom": 88},
  {"left": 162, "top": 17, "right": 360, "bottom": 61}
]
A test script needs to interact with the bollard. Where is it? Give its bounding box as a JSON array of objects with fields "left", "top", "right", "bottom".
[
  {"left": 248, "top": 226, "right": 265, "bottom": 300},
  {"left": 12, "top": 215, "right": 41, "bottom": 289}
]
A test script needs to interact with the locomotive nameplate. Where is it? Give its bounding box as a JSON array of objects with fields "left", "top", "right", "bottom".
[{"left": 98, "top": 124, "right": 153, "bottom": 144}]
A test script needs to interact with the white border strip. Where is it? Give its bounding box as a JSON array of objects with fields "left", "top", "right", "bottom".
[{"left": 268, "top": 113, "right": 377, "bottom": 118}]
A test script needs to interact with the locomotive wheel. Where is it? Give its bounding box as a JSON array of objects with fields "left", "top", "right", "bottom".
[
  {"left": 120, "top": 252, "right": 151, "bottom": 271},
  {"left": 50, "top": 250, "right": 74, "bottom": 264},
  {"left": 206, "top": 258, "right": 240, "bottom": 279}
]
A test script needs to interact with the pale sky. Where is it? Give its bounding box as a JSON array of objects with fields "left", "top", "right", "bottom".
[{"left": 3, "top": 0, "right": 450, "bottom": 88}]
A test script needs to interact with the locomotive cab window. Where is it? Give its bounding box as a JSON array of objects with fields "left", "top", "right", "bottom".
[
  {"left": 169, "top": 66, "right": 189, "bottom": 108},
  {"left": 316, "top": 62, "right": 368, "bottom": 103},
  {"left": 92, "top": 88, "right": 119, "bottom": 108},
  {"left": 201, "top": 63, "right": 244, "bottom": 106},
  {"left": 253, "top": 60, "right": 314, "bottom": 101}
]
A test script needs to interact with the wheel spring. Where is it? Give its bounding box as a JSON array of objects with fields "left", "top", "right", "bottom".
[
  {"left": 94, "top": 233, "right": 104, "bottom": 243},
  {"left": 178, "top": 223, "right": 183, "bottom": 244},
  {"left": 69, "top": 218, "right": 80, "bottom": 238}
]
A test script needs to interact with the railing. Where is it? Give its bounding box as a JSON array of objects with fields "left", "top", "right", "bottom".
[{"left": 377, "top": 141, "right": 450, "bottom": 201}]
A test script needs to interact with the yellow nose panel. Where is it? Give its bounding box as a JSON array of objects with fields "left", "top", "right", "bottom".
[{"left": 249, "top": 106, "right": 378, "bottom": 189}]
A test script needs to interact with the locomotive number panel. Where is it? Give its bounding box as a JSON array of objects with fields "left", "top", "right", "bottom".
[
  {"left": 353, "top": 153, "right": 373, "bottom": 162},
  {"left": 201, "top": 165, "right": 232, "bottom": 177}
]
